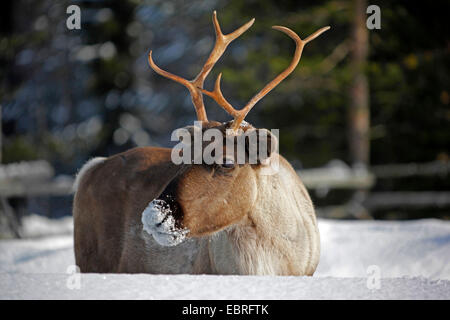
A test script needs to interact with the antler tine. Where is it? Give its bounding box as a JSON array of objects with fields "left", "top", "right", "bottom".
[
  {"left": 192, "top": 11, "right": 255, "bottom": 87},
  {"left": 303, "top": 26, "right": 331, "bottom": 43},
  {"left": 148, "top": 51, "right": 206, "bottom": 120},
  {"left": 199, "top": 25, "right": 330, "bottom": 131},
  {"left": 200, "top": 73, "right": 238, "bottom": 117},
  {"left": 148, "top": 11, "right": 255, "bottom": 122},
  {"left": 229, "top": 25, "right": 330, "bottom": 130}
]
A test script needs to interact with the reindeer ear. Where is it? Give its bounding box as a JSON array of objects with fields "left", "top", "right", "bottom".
[{"left": 245, "top": 128, "right": 278, "bottom": 164}]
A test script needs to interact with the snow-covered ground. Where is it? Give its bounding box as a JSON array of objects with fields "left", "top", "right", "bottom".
[{"left": 0, "top": 216, "right": 449, "bottom": 299}]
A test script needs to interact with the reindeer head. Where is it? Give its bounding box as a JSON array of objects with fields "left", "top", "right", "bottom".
[{"left": 145, "top": 11, "right": 329, "bottom": 242}]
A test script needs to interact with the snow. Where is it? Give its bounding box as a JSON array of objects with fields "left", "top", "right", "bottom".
[
  {"left": 19, "top": 214, "right": 73, "bottom": 239},
  {"left": 316, "top": 219, "right": 450, "bottom": 279},
  {"left": 141, "top": 199, "right": 189, "bottom": 246},
  {"left": 1, "top": 273, "right": 448, "bottom": 300},
  {"left": 0, "top": 216, "right": 449, "bottom": 299}
]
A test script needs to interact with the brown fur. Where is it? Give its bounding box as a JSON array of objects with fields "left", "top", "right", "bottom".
[{"left": 73, "top": 124, "right": 320, "bottom": 275}]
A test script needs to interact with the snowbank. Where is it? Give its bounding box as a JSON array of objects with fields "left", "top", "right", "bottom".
[
  {"left": 1, "top": 273, "right": 448, "bottom": 300},
  {"left": 316, "top": 219, "right": 450, "bottom": 279},
  {"left": 0, "top": 217, "right": 449, "bottom": 299}
]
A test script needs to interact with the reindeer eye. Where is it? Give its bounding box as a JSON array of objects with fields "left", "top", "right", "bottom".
[{"left": 221, "top": 158, "right": 235, "bottom": 169}]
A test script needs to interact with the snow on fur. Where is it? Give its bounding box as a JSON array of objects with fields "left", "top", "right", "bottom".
[{"left": 141, "top": 199, "right": 189, "bottom": 246}]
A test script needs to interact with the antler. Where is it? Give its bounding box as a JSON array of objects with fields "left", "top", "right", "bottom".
[
  {"left": 148, "top": 11, "right": 255, "bottom": 121},
  {"left": 200, "top": 25, "right": 330, "bottom": 131}
]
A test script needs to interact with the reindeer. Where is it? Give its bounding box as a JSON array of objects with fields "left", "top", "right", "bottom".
[{"left": 73, "top": 11, "right": 329, "bottom": 275}]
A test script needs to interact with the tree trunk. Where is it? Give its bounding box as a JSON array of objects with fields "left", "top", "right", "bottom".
[{"left": 348, "top": 0, "right": 370, "bottom": 167}]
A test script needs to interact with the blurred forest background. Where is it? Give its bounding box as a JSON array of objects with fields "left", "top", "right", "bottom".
[{"left": 0, "top": 0, "right": 449, "bottom": 237}]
